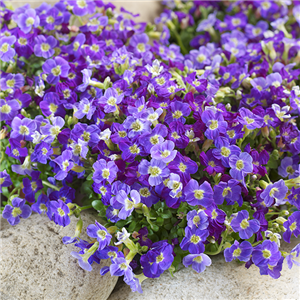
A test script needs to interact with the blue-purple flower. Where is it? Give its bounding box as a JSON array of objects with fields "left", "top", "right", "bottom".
[
  {"left": 260, "top": 179, "right": 288, "bottom": 207},
  {"left": 87, "top": 221, "right": 112, "bottom": 250},
  {"left": 2, "top": 197, "right": 32, "bottom": 226},
  {"left": 0, "top": 170, "right": 12, "bottom": 193},
  {"left": 184, "top": 179, "right": 213, "bottom": 207},
  {"left": 224, "top": 241, "right": 252, "bottom": 262},
  {"left": 51, "top": 199, "right": 70, "bottom": 227},
  {"left": 229, "top": 152, "right": 253, "bottom": 180},
  {"left": 182, "top": 253, "right": 211, "bottom": 273}
]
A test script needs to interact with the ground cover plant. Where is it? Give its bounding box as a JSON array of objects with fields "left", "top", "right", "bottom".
[{"left": 1, "top": 0, "right": 300, "bottom": 293}]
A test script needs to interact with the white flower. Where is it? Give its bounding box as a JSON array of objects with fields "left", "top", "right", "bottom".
[{"left": 115, "top": 227, "right": 130, "bottom": 245}]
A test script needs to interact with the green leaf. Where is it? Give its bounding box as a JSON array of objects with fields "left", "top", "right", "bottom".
[{"left": 92, "top": 200, "right": 104, "bottom": 211}]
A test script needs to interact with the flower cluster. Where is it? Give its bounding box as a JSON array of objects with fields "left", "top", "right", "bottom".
[{"left": 1, "top": 0, "right": 300, "bottom": 293}]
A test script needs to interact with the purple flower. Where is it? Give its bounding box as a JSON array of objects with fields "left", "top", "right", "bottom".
[
  {"left": 283, "top": 212, "right": 300, "bottom": 243},
  {"left": 53, "top": 150, "right": 74, "bottom": 181},
  {"left": 112, "top": 190, "right": 141, "bottom": 219},
  {"left": 224, "top": 241, "right": 252, "bottom": 262},
  {"left": 135, "top": 227, "right": 153, "bottom": 248},
  {"left": 110, "top": 257, "right": 133, "bottom": 281},
  {"left": 140, "top": 241, "right": 174, "bottom": 278},
  {"left": 212, "top": 143, "right": 241, "bottom": 169},
  {"left": 184, "top": 179, "right": 213, "bottom": 207},
  {"left": 87, "top": 221, "right": 112, "bottom": 250},
  {"left": 150, "top": 140, "right": 177, "bottom": 164},
  {"left": 34, "top": 35, "right": 57, "bottom": 58},
  {"left": 51, "top": 199, "right": 70, "bottom": 227},
  {"left": 202, "top": 109, "right": 227, "bottom": 140},
  {"left": 213, "top": 180, "right": 242, "bottom": 206},
  {"left": 237, "top": 108, "right": 264, "bottom": 130},
  {"left": 260, "top": 179, "right": 288, "bottom": 207},
  {"left": 186, "top": 210, "right": 209, "bottom": 230},
  {"left": 286, "top": 243, "right": 300, "bottom": 269},
  {"left": 230, "top": 210, "right": 260, "bottom": 240},
  {"left": 0, "top": 36, "right": 16, "bottom": 62},
  {"left": 74, "top": 98, "right": 97, "bottom": 120},
  {"left": 93, "top": 159, "right": 118, "bottom": 184},
  {"left": 164, "top": 101, "right": 191, "bottom": 124},
  {"left": 123, "top": 116, "right": 151, "bottom": 139},
  {"left": 182, "top": 253, "right": 211, "bottom": 273},
  {"left": 31, "top": 194, "right": 52, "bottom": 219},
  {"left": 252, "top": 240, "right": 281, "bottom": 267},
  {"left": 42, "top": 57, "right": 70, "bottom": 85},
  {"left": 229, "top": 152, "right": 253, "bottom": 180},
  {"left": 180, "top": 227, "right": 209, "bottom": 254},
  {"left": 10, "top": 117, "right": 36, "bottom": 141},
  {"left": 22, "top": 171, "right": 43, "bottom": 203},
  {"left": 138, "top": 159, "right": 170, "bottom": 186},
  {"left": 196, "top": 12, "right": 216, "bottom": 32},
  {"left": 39, "top": 7, "right": 62, "bottom": 30},
  {"left": 0, "top": 99, "right": 20, "bottom": 121},
  {"left": 0, "top": 73, "right": 24, "bottom": 91},
  {"left": 167, "top": 173, "right": 183, "bottom": 198},
  {"left": 0, "top": 170, "right": 12, "bottom": 193},
  {"left": 2, "top": 197, "right": 32, "bottom": 226},
  {"left": 278, "top": 157, "right": 299, "bottom": 179},
  {"left": 69, "top": 0, "right": 96, "bottom": 16},
  {"left": 99, "top": 88, "right": 124, "bottom": 113},
  {"left": 17, "top": 8, "right": 40, "bottom": 34}
]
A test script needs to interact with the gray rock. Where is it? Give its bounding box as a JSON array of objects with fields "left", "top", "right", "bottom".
[
  {"left": 0, "top": 211, "right": 118, "bottom": 300},
  {"left": 108, "top": 239, "right": 300, "bottom": 300}
]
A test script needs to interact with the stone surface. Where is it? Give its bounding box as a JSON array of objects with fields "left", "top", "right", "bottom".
[
  {"left": 108, "top": 239, "right": 300, "bottom": 300},
  {"left": 10, "top": 0, "right": 162, "bottom": 23},
  {"left": 0, "top": 211, "right": 118, "bottom": 300}
]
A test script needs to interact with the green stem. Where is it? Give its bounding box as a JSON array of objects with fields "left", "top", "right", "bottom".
[
  {"left": 78, "top": 205, "right": 93, "bottom": 211},
  {"left": 8, "top": 186, "right": 19, "bottom": 199},
  {"left": 172, "top": 29, "right": 188, "bottom": 55},
  {"left": 205, "top": 239, "right": 225, "bottom": 256},
  {"left": 265, "top": 174, "right": 272, "bottom": 184},
  {"left": 252, "top": 241, "right": 263, "bottom": 247},
  {"left": 42, "top": 181, "right": 60, "bottom": 191},
  {"left": 0, "top": 151, "right": 4, "bottom": 165}
]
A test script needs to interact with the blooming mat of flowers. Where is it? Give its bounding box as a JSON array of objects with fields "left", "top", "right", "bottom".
[{"left": 1, "top": 0, "right": 300, "bottom": 293}]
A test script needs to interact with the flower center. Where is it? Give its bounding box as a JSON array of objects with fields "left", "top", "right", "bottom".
[
  {"left": 1, "top": 43, "right": 9, "bottom": 53},
  {"left": 62, "top": 161, "right": 69, "bottom": 171},
  {"left": 171, "top": 132, "right": 180, "bottom": 139},
  {"left": 51, "top": 65, "right": 62, "bottom": 76},
  {"left": 97, "top": 229, "right": 107, "bottom": 240},
  {"left": 161, "top": 150, "right": 170, "bottom": 158},
  {"left": 57, "top": 208, "right": 65, "bottom": 216},
  {"left": 137, "top": 43, "right": 145, "bottom": 52},
  {"left": 148, "top": 166, "right": 161, "bottom": 177},
  {"left": 197, "top": 54, "right": 206, "bottom": 63},
  {"left": 49, "top": 103, "right": 58, "bottom": 113},
  {"left": 129, "top": 144, "right": 140, "bottom": 154},
  {"left": 26, "top": 17, "right": 35, "bottom": 26},
  {"left": 193, "top": 215, "right": 200, "bottom": 225},
  {"left": 269, "top": 187, "right": 279, "bottom": 197},
  {"left": 102, "top": 168, "right": 110, "bottom": 179},
  {"left": 6, "top": 79, "right": 15, "bottom": 87},
  {"left": 73, "top": 42, "right": 80, "bottom": 51},
  {"left": 31, "top": 181, "right": 38, "bottom": 190},
  {"left": 233, "top": 248, "right": 242, "bottom": 257},
  {"left": 194, "top": 189, "right": 204, "bottom": 200},
  {"left": 12, "top": 207, "right": 22, "bottom": 217},
  {"left": 172, "top": 110, "right": 183, "bottom": 119},
  {"left": 18, "top": 37, "right": 27, "bottom": 45},
  {"left": 240, "top": 219, "right": 249, "bottom": 229},
  {"left": 209, "top": 120, "right": 218, "bottom": 130},
  {"left": 222, "top": 187, "right": 231, "bottom": 197},
  {"left": 41, "top": 43, "right": 50, "bottom": 51},
  {"left": 131, "top": 121, "right": 142, "bottom": 132},
  {"left": 77, "top": 0, "right": 87, "bottom": 8},
  {"left": 262, "top": 249, "right": 271, "bottom": 259},
  {"left": 46, "top": 16, "right": 55, "bottom": 24},
  {"left": 140, "top": 187, "right": 150, "bottom": 197},
  {"left": 290, "top": 222, "right": 297, "bottom": 232},
  {"left": 193, "top": 255, "right": 203, "bottom": 263},
  {"left": 107, "top": 97, "right": 117, "bottom": 106},
  {"left": 156, "top": 253, "right": 164, "bottom": 263},
  {"left": 190, "top": 234, "right": 200, "bottom": 244},
  {"left": 19, "top": 125, "right": 29, "bottom": 135},
  {"left": 40, "top": 204, "right": 47, "bottom": 211},
  {"left": 13, "top": 149, "right": 20, "bottom": 156},
  {"left": 179, "top": 163, "right": 187, "bottom": 172},
  {"left": 118, "top": 131, "right": 127, "bottom": 138},
  {"left": 120, "top": 263, "right": 128, "bottom": 270},
  {"left": 1, "top": 104, "right": 11, "bottom": 114},
  {"left": 221, "top": 147, "right": 230, "bottom": 157},
  {"left": 236, "top": 160, "right": 244, "bottom": 171}
]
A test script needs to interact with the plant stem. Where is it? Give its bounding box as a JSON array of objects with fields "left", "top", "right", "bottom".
[
  {"left": 42, "top": 181, "right": 60, "bottom": 191},
  {"left": 78, "top": 205, "right": 93, "bottom": 211}
]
